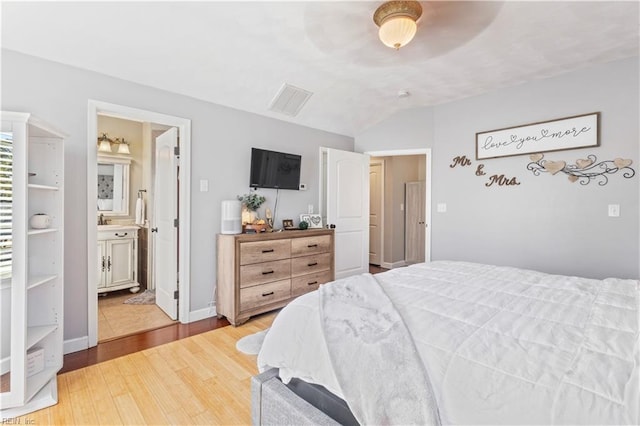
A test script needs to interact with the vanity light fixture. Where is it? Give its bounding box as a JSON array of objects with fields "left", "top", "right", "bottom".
[
  {"left": 373, "top": 1, "right": 422, "bottom": 50},
  {"left": 113, "top": 138, "right": 131, "bottom": 155},
  {"left": 97, "top": 133, "right": 114, "bottom": 152}
]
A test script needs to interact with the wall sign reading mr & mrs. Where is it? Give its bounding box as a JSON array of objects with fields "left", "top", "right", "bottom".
[{"left": 476, "top": 112, "right": 599, "bottom": 160}]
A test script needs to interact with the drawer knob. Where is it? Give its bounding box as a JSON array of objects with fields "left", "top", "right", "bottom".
[
  {"left": 115, "top": 232, "right": 128, "bottom": 237},
  {"left": 262, "top": 249, "right": 274, "bottom": 253},
  {"left": 308, "top": 281, "right": 318, "bottom": 286},
  {"left": 262, "top": 291, "right": 274, "bottom": 297},
  {"left": 307, "top": 244, "right": 318, "bottom": 248},
  {"left": 262, "top": 270, "right": 274, "bottom": 275},
  {"left": 307, "top": 262, "right": 318, "bottom": 267}
]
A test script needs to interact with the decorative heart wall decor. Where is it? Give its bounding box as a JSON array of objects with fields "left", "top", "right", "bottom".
[
  {"left": 543, "top": 161, "right": 566, "bottom": 175},
  {"left": 527, "top": 153, "right": 636, "bottom": 186},
  {"left": 614, "top": 158, "right": 632, "bottom": 169},
  {"left": 576, "top": 158, "right": 594, "bottom": 169}
]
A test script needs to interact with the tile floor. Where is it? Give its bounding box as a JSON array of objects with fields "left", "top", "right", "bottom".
[{"left": 98, "top": 290, "right": 176, "bottom": 342}]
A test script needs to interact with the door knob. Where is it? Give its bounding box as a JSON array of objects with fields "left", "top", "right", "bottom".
[{"left": 151, "top": 227, "right": 158, "bottom": 233}]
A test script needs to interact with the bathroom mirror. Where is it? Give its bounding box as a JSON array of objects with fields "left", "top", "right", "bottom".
[{"left": 97, "top": 155, "right": 130, "bottom": 216}]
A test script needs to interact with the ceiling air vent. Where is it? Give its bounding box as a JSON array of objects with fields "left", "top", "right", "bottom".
[{"left": 268, "top": 83, "right": 313, "bottom": 117}]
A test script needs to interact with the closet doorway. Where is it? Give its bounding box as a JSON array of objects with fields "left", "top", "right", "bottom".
[
  {"left": 365, "top": 149, "right": 431, "bottom": 269},
  {"left": 87, "top": 101, "right": 192, "bottom": 348}
]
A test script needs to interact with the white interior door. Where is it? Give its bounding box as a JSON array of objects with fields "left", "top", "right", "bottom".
[
  {"left": 405, "top": 180, "right": 425, "bottom": 264},
  {"left": 324, "top": 148, "right": 370, "bottom": 279},
  {"left": 153, "top": 127, "right": 178, "bottom": 320},
  {"left": 369, "top": 162, "right": 383, "bottom": 265}
]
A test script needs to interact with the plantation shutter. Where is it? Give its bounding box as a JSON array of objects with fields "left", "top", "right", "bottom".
[{"left": 0, "top": 132, "right": 13, "bottom": 278}]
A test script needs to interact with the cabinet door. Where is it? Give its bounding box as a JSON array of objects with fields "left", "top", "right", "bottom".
[
  {"left": 106, "top": 239, "right": 134, "bottom": 287},
  {"left": 97, "top": 241, "right": 106, "bottom": 289}
]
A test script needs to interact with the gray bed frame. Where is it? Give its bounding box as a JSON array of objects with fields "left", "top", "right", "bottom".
[{"left": 251, "top": 369, "right": 342, "bottom": 425}]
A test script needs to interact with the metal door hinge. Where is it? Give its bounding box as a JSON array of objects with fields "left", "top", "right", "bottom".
[
  {"left": 174, "top": 218, "right": 179, "bottom": 228},
  {"left": 173, "top": 290, "right": 179, "bottom": 300},
  {"left": 174, "top": 146, "right": 180, "bottom": 157}
]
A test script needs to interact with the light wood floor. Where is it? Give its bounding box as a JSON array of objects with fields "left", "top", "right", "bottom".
[
  {"left": 17, "top": 312, "right": 276, "bottom": 425},
  {"left": 98, "top": 290, "right": 176, "bottom": 342}
]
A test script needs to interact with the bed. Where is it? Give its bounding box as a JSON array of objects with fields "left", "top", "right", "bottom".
[{"left": 253, "top": 261, "right": 640, "bottom": 425}]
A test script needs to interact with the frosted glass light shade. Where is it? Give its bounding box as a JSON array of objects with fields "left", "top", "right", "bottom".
[
  {"left": 378, "top": 16, "right": 417, "bottom": 49},
  {"left": 98, "top": 140, "right": 112, "bottom": 152},
  {"left": 117, "top": 143, "right": 130, "bottom": 154}
]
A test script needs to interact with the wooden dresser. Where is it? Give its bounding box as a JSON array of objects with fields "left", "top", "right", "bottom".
[{"left": 216, "top": 229, "right": 335, "bottom": 326}]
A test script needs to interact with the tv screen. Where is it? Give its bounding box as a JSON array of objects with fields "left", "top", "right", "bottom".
[{"left": 250, "top": 148, "right": 301, "bottom": 190}]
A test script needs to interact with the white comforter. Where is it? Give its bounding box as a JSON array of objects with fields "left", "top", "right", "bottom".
[{"left": 258, "top": 261, "right": 640, "bottom": 425}]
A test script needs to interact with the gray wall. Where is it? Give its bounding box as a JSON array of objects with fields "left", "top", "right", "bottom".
[
  {"left": 357, "top": 57, "right": 639, "bottom": 280},
  {"left": 1, "top": 50, "right": 353, "bottom": 343}
]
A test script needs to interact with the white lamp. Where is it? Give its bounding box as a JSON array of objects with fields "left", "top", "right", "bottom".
[
  {"left": 97, "top": 133, "right": 113, "bottom": 152},
  {"left": 373, "top": 1, "right": 423, "bottom": 50},
  {"left": 114, "top": 138, "right": 131, "bottom": 155}
]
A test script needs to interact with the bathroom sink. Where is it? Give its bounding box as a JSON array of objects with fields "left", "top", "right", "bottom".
[{"left": 97, "top": 224, "right": 140, "bottom": 231}]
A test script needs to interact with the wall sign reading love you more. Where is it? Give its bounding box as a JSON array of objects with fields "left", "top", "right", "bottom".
[{"left": 476, "top": 112, "right": 599, "bottom": 160}]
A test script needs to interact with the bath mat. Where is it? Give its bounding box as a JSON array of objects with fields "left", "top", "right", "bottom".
[
  {"left": 236, "top": 329, "right": 269, "bottom": 355},
  {"left": 124, "top": 289, "right": 155, "bottom": 305}
]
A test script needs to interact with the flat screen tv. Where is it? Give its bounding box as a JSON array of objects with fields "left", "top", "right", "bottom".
[{"left": 250, "top": 148, "right": 301, "bottom": 190}]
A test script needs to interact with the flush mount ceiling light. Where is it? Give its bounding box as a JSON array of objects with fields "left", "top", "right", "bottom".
[{"left": 373, "top": 1, "right": 423, "bottom": 50}]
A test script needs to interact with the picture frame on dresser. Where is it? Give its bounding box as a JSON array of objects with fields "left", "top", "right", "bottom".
[
  {"left": 282, "top": 219, "right": 294, "bottom": 229},
  {"left": 305, "top": 214, "right": 323, "bottom": 228}
]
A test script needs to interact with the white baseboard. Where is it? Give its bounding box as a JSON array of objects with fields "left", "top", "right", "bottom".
[
  {"left": 64, "top": 336, "right": 89, "bottom": 355},
  {"left": 381, "top": 260, "right": 407, "bottom": 269},
  {"left": 188, "top": 306, "right": 217, "bottom": 323}
]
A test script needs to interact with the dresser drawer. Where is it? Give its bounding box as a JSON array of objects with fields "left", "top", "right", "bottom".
[
  {"left": 291, "top": 271, "right": 333, "bottom": 297},
  {"left": 291, "top": 253, "right": 331, "bottom": 277},
  {"left": 240, "top": 279, "right": 291, "bottom": 312},
  {"left": 240, "top": 239, "right": 291, "bottom": 265},
  {"left": 240, "top": 259, "right": 290, "bottom": 288},
  {"left": 291, "top": 235, "right": 331, "bottom": 257}
]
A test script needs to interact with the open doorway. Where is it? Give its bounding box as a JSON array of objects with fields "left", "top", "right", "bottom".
[
  {"left": 95, "top": 115, "right": 176, "bottom": 342},
  {"left": 365, "top": 149, "right": 431, "bottom": 269},
  {"left": 87, "top": 101, "right": 192, "bottom": 348}
]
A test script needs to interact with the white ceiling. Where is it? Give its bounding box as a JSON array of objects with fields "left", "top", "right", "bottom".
[{"left": 1, "top": 1, "right": 638, "bottom": 137}]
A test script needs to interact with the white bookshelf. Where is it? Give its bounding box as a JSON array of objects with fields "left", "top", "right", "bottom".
[{"left": 0, "top": 112, "right": 65, "bottom": 417}]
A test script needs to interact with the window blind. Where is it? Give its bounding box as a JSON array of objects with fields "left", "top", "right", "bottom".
[{"left": 0, "top": 132, "right": 13, "bottom": 279}]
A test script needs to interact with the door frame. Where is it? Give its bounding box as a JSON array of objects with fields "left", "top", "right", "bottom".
[
  {"left": 369, "top": 159, "right": 385, "bottom": 266},
  {"left": 364, "top": 148, "right": 432, "bottom": 264},
  {"left": 86, "top": 100, "right": 192, "bottom": 348}
]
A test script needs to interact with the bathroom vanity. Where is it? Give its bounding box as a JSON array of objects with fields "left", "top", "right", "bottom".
[{"left": 97, "top": 224, "right": 140, "bottom": 294}]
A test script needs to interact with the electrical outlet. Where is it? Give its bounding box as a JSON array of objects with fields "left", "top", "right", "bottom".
[
  {"left": 608, "top": 204, "right": 620, "bottom": 217},
  {"left": 299, "top": 183, "right": 307, "bottom": 191},
  {"left": 308, "top": 204, "right": 314, "bottom": 214},
  {"left": 199, "top": 179, "right": 208, "bottom": 192},
  {"left": 437, "top": 203, "right": 447, "bottom": 213}
]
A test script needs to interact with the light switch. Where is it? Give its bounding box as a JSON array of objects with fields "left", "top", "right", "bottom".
[
  {"left": 308, "top": 204, "right": 314, "bottom": 214},
  {"left": 400, "top": 203, "right": 404, "bottom": 211},
  {"left": 608, "top": 204, "right": 620, "bottom": 217},
  {"left": 199, "top": 179, "right": 208, "bottom": 192},
  {"left": 437, "top": 203, "right": 447, "bottom": 213}
]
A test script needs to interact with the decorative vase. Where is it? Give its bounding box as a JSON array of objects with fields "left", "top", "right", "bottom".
[
  {"left": 241, "top": 207, "right": 257, "bottom": 225},
  {"left": 30, "top": 213, "right": 51, "bottom": 229}
]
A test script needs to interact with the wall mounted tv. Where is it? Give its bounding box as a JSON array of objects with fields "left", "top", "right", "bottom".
[{"left": 250, "top": 148, "right": 301, "bottom": 190}]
